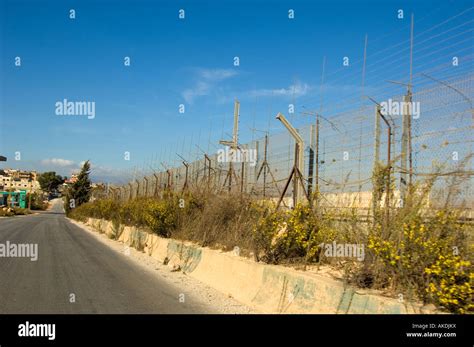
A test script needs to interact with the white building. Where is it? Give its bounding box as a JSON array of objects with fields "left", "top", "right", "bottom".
[{"left": 0, "top": 169, "right": 40, "bottom": 192}]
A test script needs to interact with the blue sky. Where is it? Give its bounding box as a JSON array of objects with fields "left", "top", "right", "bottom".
[{"left": 0, "top": 0, "right": 472, "bottom": 182}]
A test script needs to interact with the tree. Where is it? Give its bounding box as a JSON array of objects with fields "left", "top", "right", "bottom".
[
  {"left": 38, "top": 172, "right": 64, "bottom": 192},
  {"left": 65, "top": 161, "right": 92, "bottom": 214},
  {"left": 27, "top": 192, "right": 47, "bottom": 210}
]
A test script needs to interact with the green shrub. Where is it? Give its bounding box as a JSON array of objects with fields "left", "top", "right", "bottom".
[
  {"left": 142, "top": 198, "right": 177, "bottom": 237},
  {"left": 368, "top": 210, "right": 473, "bottom": 313},
  {"left": 251, "top": 202, "right": 284, "bottom": 263},
  {"left": 68, "top": 172, "right": 473, "bottom": 314},
  {"left": 28, "top": 192, "right": 48, "bottom": 210}
]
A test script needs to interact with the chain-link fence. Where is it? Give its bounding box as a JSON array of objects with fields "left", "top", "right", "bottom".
[{"left": 109, "top": 73, "right": 472, "bottom": 216}]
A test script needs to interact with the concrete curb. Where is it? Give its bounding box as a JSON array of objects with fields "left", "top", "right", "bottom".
[{"left": 83, "top": 217, "right": 436, "bottom": 314}]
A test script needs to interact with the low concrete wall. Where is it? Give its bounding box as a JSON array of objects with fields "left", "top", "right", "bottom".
[{"left": 83, "top": 217, "right": 431, "bottom": 314}]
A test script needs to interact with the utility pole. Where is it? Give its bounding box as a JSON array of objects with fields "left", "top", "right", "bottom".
[
  {"left": 408, "top": 13, "right": 414, "bottom": 190},
  {"left": 241, "top": 161, "right": 245, "bottom": 195},
  {"left": 387, "top": 78, "right": 412, "bottom": 205},
  {"left": 311, "top": 56, "right": 326, "bottom": 206},
  {"left": 263, "top": 136, "right": 268, "bottom": 197},
  {"left": 144, "top": 177, "right": 149, "bottom": 197},
  {"left": 275, "top": 113, "right": 309, "bottom": 209},
  {"left": 372, "top": 104, "right": 381, "bottom": 216},
  {"left": 302, "top": 111, "right": 320, "bottom": 205},
  {"left": 315, "top": 115, "right": 320, "bottom": 203},
  {"left": 368, "top": 97, "right": 393, "bottom": 224},
  {"left": 400, "top": 92, "right": 411, "bottom": 203},
  {"left": 380, "top": 108, "right": 392, "bottom": 224},
  {"left": 160, "top": 162, "right": 171, "bottom": 191},
  {"left": 167, "top": 170, "right": 172, "bottom": 190},
  {"left": 204, "top": 154, "right": 211, "bottom": 191},
  {"left": 177, "top": 154, "right": 189, "bottom": 192},
  {"left": 184, "top": 163, "right": 189, "bottom": 191},
  {"left": 153, "top": 173, "right": 159, "bottom": 196},
  {"left": 390, "top": 13, "right": 414, "bottom": 205},
  {"left": 220, "top": 100, "right": 240, "bottom": 193},
  {"left": 358, "top": 34, "right": 368, "bottom": 198}
]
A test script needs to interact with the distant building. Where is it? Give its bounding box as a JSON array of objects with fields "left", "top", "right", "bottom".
[
  {"left": 0, "top": 169, "right": 40, "bottom": 192},
  {"left": 64, "top": 173, "right": 79, "bottom": 184}
]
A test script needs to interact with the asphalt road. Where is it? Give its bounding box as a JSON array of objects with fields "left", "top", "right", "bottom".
[{"left": 0, "top": 199, "right": 216, "bottom": 313}]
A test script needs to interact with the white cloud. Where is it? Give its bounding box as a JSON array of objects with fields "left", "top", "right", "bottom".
[
  {"left": 40, "top": 158, "right": 76, "bottom": 167},
  {"left": 182, "top": 68, "right": 238, "bottom": 104},
  {"left": 199, "top": 68, "right": 238, "bottom": 81},
  {"left": 182, "top": 81, "right": 212, "bottom": 104},
  {"left": 250, "top": 81, "right": 311, "bottom": 98}
]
